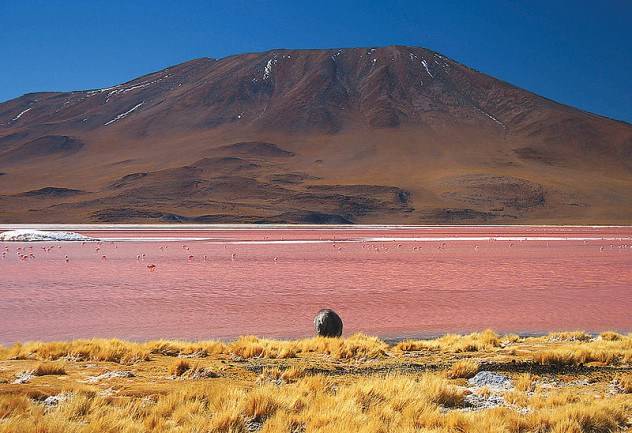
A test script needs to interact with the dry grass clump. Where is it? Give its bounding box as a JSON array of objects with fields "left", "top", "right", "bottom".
[
  {"left": 0, "top": 394, "right": 32, "bottom": 419},
  {"left": 532, "top": 334, "right": 632, "bottom": 366},
  {"left": 515, "top": 373, "right": 536, "bottom": 392},
  {"left": 260, "top": 366, "right": 307, "bottom": 384},
  {"left": 1, "top": 334, "right": 387, "bottom": 364},
  {"left": 298, "top": 333, "right": 388, "bottom": 359},
  {"left": 615, "top": 373, "right": 632, "bottom": 393},
  {"left": 226, "top": 333, "right": 388, "bottom": 360},
  {"left": 2, "top": 339, "right": 150, "bottom": 364},
  {"left": 146, "top": 339, "right": 226, "bottom": 357},
  {"left": 169, "top": 359, "right": 191, "bottom": 377},
  {"left": 396, "top": 329, "right": 501, "bottom": 353},
  {"left": 547, "top": 331, "right": 593, "bottom": 342},
  {"left": 33, "top": 362, "right": 66, "bottom": 376},
  {"left": 446, "top": 359, "right": 480, "bottom": 379},
  {"left": 600, "top": 331, "right": 623, "bottom": 341},
  {"left": 228, "top": 336, "right": 299, "bottom": 359},
  {"left": 242, "top": 386, "right": 281, "bottom": 420}
]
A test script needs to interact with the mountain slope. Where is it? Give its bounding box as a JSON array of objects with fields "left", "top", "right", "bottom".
[{"left": 1, "top": 45, "right": 631, "bottom": 224}]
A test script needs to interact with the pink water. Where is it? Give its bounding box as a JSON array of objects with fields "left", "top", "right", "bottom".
[{"left": 1, "top": 226, "right": 631, "bottom": 343}]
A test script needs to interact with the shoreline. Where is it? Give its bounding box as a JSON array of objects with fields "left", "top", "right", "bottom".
[{"left": 3, "top": 329, "right": 631, "bottom": 348}]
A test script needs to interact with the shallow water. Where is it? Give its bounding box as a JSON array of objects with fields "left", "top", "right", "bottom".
[{"left": 1, "top": 226, "right": 631, "bottom": 343}]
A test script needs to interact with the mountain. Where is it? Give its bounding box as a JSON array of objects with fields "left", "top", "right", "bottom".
[{"left": 1, "top": 45, "right": 631, "bottom": 224}]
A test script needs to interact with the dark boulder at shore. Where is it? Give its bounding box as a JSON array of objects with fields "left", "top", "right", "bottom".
[{"left": 314, "top": 309, "right": 343, "bottom": 337}]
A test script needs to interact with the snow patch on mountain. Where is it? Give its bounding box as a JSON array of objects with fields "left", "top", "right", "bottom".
[
  {"left": 421, "top": 60, "right": 433, "bottom": 78},
  {"left": 263, "top": 58, "right": 277, "bottom": 80},
  {"left": 12, "top": 107, "right": 32, "bottom": 121},
  {"left": 104, "top": 102, "right": 144, "bottom": 126}
]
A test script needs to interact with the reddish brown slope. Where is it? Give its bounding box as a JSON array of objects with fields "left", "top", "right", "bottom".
[{"left": 1, "top": 46, "right": 631, "bottom": 224}]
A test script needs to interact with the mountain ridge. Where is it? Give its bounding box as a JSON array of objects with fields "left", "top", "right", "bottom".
[{"left": 1, "top": 45, "right": 631, "bottom": 224}]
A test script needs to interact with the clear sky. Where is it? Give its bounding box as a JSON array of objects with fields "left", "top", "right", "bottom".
[{"left": 1, "top": 0, "right": 630, "bottom": 122}]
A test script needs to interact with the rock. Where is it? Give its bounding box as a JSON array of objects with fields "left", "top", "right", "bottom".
[
  {"left": 468, "top": 371, "right": 513, "bottom": 390},
  {"left": 464, "top": 392, "right": 507, "bottom": 410},
  {"left": 462, "top": 371, "right": 529, "bottom": 413},
  {"left": 43, "top": 393, "right": 71, "bottom": 407},
  {"left": 86, "top": 370, "right": 135, "bottom": 383},
  {"left": 13, "top": 371, "right": 34, "bottom": 384},
  {"left": 314, "top": 309, "right": 343, "bottom": 337},
  {"left": 185, "top": 368, "right": 220, "bottom": 380}
]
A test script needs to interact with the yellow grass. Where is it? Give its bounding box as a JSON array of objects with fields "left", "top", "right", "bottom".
[
  {"left": 395, "top": 329, "right": 502, "bottom": 353},
  {"left": 515, "top": 373, "right": 536, "bottom": 392},
  {"left": 0, "top": 334, "right": 390, "bottom": 364},
  {"left": 445, "top": 359, "right": 480, "bottom": 379},
  {"left": 33, "top": 362, "right": 66, "bottom": 376},
  {"left": 1, "top": 331, "right": 631, "bottom": 432},
  {"left": 168, "top": 359, "right": 191, "bottom": 377},
  {"left": 532, "top": 337, "right": 632, "bottom": 366},
  {"left": 547, "top": 331, "right": 593, "bottom": 342},
  {"left": 616, "top": 373, "right": 632, "bottom": 393}
]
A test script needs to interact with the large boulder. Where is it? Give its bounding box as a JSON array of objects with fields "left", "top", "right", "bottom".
[{"left": 313, "top": 309, "right": 343, "bottom": 337}]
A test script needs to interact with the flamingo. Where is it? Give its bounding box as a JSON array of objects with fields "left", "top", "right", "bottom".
[
  {"left": 147, "top": 264, "right": 156, "bottom": 272},
  {"left": 64, "top": 255, "right": 69, "bottom": 263}
]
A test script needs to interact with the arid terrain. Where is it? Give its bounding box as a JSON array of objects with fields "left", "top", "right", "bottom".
[
  {"left": 1, "top": 46, "right": 632, "bottom": 224},
  {"left": 1, "top": 331, "right": 630, "bottom": 432}
]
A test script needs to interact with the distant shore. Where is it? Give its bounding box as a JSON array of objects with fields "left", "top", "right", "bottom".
[{"left": 4, "top": 223, "right": 632, "bottom": 230}]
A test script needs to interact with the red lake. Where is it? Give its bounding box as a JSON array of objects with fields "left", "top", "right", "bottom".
[{"left": 1, "top": 225, "right": 631, "bottom": 343}]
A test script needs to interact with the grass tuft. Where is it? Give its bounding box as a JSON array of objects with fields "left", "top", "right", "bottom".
[
  {"left": 169, "top": 359, "right": 191, "bottom": 377},
  {"left": 33, "top": 362, "right": 66, "bottom": 376},
  {"left": 445, "top": 359, "right": 479, "bottom": 379}
]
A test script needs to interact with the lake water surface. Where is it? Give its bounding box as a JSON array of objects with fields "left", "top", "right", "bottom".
[{"left": 1, "top": 225, "right": 631, "bottom": 343}]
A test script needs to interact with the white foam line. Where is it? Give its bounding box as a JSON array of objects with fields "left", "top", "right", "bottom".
[
  {"left": 99, "top": 238, "right": 338, "bottom": 244},
  {"left": 361, "top": 237, "right": 632, "bottom": 242},
  {"left": 99, "top": 237, "right": 213, "bottom": 242},
  {"left": 96, "top": 236, "right": 632, "bottom": 244}
]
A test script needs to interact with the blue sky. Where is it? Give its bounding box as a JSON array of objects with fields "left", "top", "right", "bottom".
[{"left": 1, "top": 0, "right": 630, "bottom": 122}]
